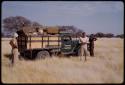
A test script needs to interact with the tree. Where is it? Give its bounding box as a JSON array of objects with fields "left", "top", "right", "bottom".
[
  {"left": 95, "top": 32, "right": 104, "bottom": 38},
  {"left": 2, "top": 16, "right": 43, "bottom": 37},
  {"left": 115, "top": 34, "right": 124, "bottom": 38},
  {"left": 3, "top": 16, "right": 32, "bottom": 33},
  {"left": 32, "top": 22, "right": 42, "bottom": 27},
  {"left": 3, "top": 16, "right": 31, "bottom": 31},
  {"left": 76, "top": 29, "right": 83, "bottom": 37},
  {"left": 104, "top": 33, "right": 114, "bottom": 38},
  {"left": 58, "top": 25, "right": 83, "bottom": 36}
]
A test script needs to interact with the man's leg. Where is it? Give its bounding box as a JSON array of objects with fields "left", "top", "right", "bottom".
[
  {"left": 11, "top": 52, "right": 14, "bottom": 66},
  {"left": 84, "top": 47, "right": 88, "bottom": 61},
  {"left": 89, "top": 44, "right": 93, "bottom": 56},
  {"left": 80, "top": 45, "right": 84, "bottom": 60},
  {"left": 84, "top": 50, "right": 86, "bottom": 61},
  {"left": 11, "top": 49, "right": 17, "bottom": 66},
  {"left": 90, "top": 48, "right": 92, "bottom": 56},
  {"left": 91, "top": 48, "right": 94, "bottom": 56},
  {"left": 14, "top": 49, "right": 19, "bottom": 63}
]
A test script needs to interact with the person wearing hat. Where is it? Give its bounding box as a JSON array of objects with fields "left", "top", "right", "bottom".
[
  {"left": 79, "top": 32, "right": 89, "bottom": 61},
  {"left": 9, "top": 32, "right": 19, "bottom": 66}
]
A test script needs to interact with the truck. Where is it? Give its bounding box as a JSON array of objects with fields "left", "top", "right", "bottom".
[{"left": 16, "top": 26, "right": 81, "bottom": 60}]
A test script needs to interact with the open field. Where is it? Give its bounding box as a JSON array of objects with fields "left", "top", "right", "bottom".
[{"left": 1, "top": 38, "right": 124, "bottom": 83}]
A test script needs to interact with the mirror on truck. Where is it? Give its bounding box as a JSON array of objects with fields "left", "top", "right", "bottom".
[{"left": 63, "top": 36, "right": 71, "bottom": 41}]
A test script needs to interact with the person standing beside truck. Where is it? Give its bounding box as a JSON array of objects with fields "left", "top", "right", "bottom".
[
  {"left": 79, "top": 32, "right": 89, "bottom": 61},
  {"left": 89, "top": 34, "right": 97, "bottom": 57},
  {"left": 9, "top": 32, "right": 19, "bottom": 66}
]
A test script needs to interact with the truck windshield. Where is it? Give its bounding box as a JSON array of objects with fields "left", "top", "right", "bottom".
[{"left": 63, "top": 37, "right": 71, "bottom": 41}]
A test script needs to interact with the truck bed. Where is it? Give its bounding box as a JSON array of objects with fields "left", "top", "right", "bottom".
[{"left": 18, "top": 35, "right": 61, "bottom": 53}]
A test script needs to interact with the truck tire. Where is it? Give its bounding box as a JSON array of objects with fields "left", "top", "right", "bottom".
[{"left": 36, "top": 51, "right": 50, "bottom": 59}]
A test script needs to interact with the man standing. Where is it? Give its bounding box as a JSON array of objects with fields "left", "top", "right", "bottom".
[
  {"left": 9, "top": 32, "right": 19, "bottom": 66},
  {"left": 79, "top": 32, "right": 89, "bottom": 61},
  {"left": 89, "top": 34, "right": 97, "bottom": 57}
]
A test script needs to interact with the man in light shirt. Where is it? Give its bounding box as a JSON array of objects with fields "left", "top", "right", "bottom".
[
  {"left": 9, "top": 32, "right": 19, "bottom": 66},
  {"left": 79, "top": 32, "right": 89, "bottom": 61}
]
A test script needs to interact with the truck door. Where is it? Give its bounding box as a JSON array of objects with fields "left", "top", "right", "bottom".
[{"left": 61, "top": 35, "right": 73, "bottom": 54}]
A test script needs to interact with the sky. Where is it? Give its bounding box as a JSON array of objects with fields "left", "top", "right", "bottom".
[{"left": 2, "top": 1, "right": 124, "bottom": 35}]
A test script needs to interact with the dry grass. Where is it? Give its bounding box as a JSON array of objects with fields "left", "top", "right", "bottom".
[{"left": 1, "top": 38, "right": 124, "bottom": 83}]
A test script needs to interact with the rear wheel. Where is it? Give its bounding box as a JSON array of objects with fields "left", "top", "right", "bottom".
[{"left": 36, "top": 51, "right": 50, "bottom": 59}]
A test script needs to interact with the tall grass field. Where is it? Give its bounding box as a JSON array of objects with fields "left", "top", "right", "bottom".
[{"left": 1, "top": 38, "right": 124, "bottom": 83}]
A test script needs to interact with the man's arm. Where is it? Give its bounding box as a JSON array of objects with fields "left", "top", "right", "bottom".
[
  {"left": 79, "top": 37, "right": 88, "bottom": 44},
  {"left": 9, "top": 39, "right": 18, "bottom": 48},
  {"left": 79, "top": 37, "right": 83, "bottom": 43},
  {"left": 93, "top": 37, "right": 97, "bottom": 41},
  {"left": 87, "top": 37, "right": 89, "bottom": 44}
]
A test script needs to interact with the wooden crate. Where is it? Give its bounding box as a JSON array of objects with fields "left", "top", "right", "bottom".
[{"left": 46, "top": 27, "right": 59, "bottom": 34}]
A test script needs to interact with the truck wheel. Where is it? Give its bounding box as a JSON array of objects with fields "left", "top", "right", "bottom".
[{"left": 36, "top": 51, "right": 50, "bottom": 59}]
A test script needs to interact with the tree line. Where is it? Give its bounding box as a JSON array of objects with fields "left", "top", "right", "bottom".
[
  {"left": 89, "top": 32, "right": 124, "bottom": 38},
  {"left": 2, "top": 16, "right": 124, "bottom": 38}
]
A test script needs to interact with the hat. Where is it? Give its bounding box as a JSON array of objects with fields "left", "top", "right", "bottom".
[{"left": 13, "top": 32, "right": 18, "bottom": 37}]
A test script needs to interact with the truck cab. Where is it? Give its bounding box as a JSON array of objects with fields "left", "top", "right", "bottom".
[{"left": 60, "top": 32, "right": 81, "bottom": 56}]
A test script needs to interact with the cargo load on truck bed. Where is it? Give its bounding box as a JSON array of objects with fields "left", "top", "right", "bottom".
[
  {"left": 45, "top": 26, "right": 59, "bottom": 34},
  {"left": 17, "top": 26, "right": 61, "bottom": 54}
]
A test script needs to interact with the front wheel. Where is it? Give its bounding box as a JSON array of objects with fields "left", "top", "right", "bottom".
[{"left": 36, "top": 51, "right": 50, "bottom": 59}]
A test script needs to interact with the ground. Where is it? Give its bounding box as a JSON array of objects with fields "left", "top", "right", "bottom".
[{"left": 1, "top": 38, "right": 124, "bottom": 83}]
